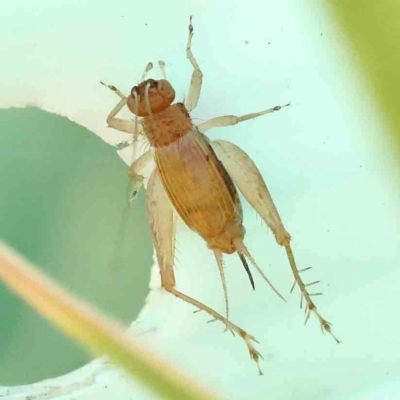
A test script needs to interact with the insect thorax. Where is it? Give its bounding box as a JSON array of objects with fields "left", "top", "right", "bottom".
[{"left": 142, "top": 103, "right": 192, "bottom": 147}]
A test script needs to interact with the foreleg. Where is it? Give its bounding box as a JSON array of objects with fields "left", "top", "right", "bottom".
[
  {"left": 184, "top": 17, "right": 203, "bottom": 112},
  {"left": 100, "top": 81, "right": 144, "bottom": 150}
]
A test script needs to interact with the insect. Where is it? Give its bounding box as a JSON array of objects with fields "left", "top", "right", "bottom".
[{"left": 101, "top": 17, "right": 338, "bottom": 374}]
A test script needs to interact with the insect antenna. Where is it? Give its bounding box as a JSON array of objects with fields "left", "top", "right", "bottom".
[
  {"left": 234, "top": 239, "right": 286, "bottom": 302},
  {"left": 238, "top": 252, "right": 255, "bottom": 290}
]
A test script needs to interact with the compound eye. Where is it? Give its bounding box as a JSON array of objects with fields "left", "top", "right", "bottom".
[{"left": 147, "top": 79, "right": 157, "bottom": 88}]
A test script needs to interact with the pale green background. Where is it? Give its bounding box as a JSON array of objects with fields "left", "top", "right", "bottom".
[
  {"left": 0, "top": 108, "right": 152, "bottom": 383},
  {"left": 1, "top": 0, "right": 400, "bottom": 399}
]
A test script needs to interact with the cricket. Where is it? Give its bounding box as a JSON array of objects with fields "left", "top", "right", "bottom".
[{"left": 101, "top": 17, "right": 339, "bottom": 374}]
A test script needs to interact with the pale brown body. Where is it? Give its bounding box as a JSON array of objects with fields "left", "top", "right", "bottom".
[
  {"left": 101, "top": 17, "right": 338, "bottom": 374},
  {"left": 145, "top": 106, "right": 244, "bottom": 254}
]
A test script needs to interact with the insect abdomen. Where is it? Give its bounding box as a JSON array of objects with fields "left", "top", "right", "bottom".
[{"left": 155, "top": 129, "right": 245, "bottom": 254}]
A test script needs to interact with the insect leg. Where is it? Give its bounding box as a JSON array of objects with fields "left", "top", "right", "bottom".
[
  {"left": 100, "top": 81, "right": 144, "bottom": 137},
  {"left": 197, "top": 103, "right": 289, "bottom": 134},
  {"left": 211, "top": 139, "right": 339, "bottom": 343},
  {"left": 128, "top": 150, "right": 153, "bottom": 200},
  {"left": 147, "top": 171, "right": 264, "bottom": 373},
  {"left": 147, "top": 170, "right": 177, "bottom": 289},
  {"left": 184, "top": 16, "right": 203, "bottom": 112},
  {"left": 100, "top": 81, "right": 126, "bottom": 99},
  {"left": 169, "top": 288, "right": 264, "bottom": 374}
]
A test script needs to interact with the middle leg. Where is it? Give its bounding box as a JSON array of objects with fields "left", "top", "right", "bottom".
[{"left": 198, "top": 103, "right": 290, "bottom": 133}]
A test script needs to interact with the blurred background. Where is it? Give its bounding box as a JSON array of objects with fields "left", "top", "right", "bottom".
[
  {"left": 0, "top": 108, "right": 152, "bottom": 384},
  {"left": 0, "top": 0, "right": 399, "bottom": 399}
]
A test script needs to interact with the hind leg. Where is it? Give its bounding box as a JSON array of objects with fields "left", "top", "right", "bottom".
[
  {"left": 211, "top": 139, "right": 339, "bottom": 343},
  {"left": 146, "top": 170, "right": 264, "bottom": 374}
]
